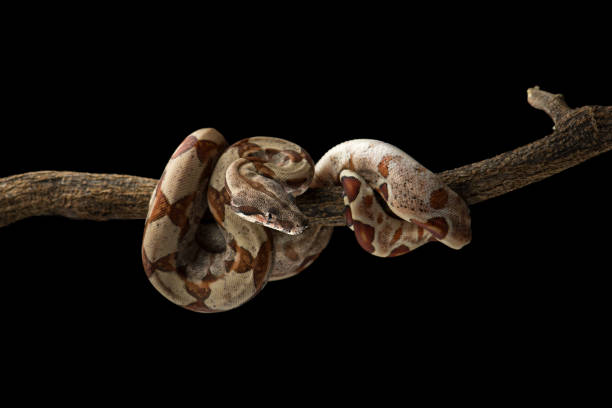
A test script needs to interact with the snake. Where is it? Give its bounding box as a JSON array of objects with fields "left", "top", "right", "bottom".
[
  {"left": 142, "top": 129, "right": 332, "bottom": 313},
  {"left": 312, "top": 139, "right": 471, "bottom": 256},
  {"left": 142, "top": 132, "right": 471, "bottom": 312}
]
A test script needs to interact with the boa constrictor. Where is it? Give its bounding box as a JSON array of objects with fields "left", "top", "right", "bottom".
[
  {"left": 142, "top": 129, "right": 332, "bottom": 312},
  {"left": 312, "top": 139, "right": 471, "bottom": 255},
  {"left": 142, "top": 131, "right": 471, "bottom": 313}
]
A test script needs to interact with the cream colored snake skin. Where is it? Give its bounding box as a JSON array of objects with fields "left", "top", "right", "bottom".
[
  {"left": 142, "top": 129, "right": 332, "bottom": 312},
  {"left": 143, "top": 132, "right": 471, "bottom": 312},
  {"left": 312, "top": 139, "right": 472, "bottom": 256}
]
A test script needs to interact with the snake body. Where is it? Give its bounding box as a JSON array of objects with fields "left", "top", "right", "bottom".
[
  {"left": 142, "top": 129, "right": 331, "bottom": 312},
  {"left": 313, "top": 139, "right": 471, "bottom": 255},
  {"left": 143, "top": 132, "right": 470, "bottom": 312}
]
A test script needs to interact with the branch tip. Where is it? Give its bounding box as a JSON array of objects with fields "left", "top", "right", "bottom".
[{"left": 527, "top": 87, "right": 571, "bottom": 124}]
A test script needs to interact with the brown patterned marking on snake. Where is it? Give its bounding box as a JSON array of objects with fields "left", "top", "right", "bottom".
[
  {"left": 232, "top": 245, "right": 255, "bottom": 274},
  {"left": 153, "top": 252, "right": 178, "bottom": 272},
  {"left": 353, "top": 220, "right": 376, "bottom": 253},
  {"left": 185, "top": 279, "right": 212, "bottom": 301},
  {"left": 245, "top": 155, "right": 266, "bottom": 163},
  {"left": 283, "top": 242, "right": 300, "bottom": 261},
  {"left": 194, "top": 140, "right": 224, "bottom": 163},
  {"left": 429, "top": 188, "right": 448, "bottom": 209},
  {"left": 222, "top": 239, "right": 247, "bottom": 273},
  {"left": 390, "top": 226, "right": 403, "bottom": 246},
  {"left": 141, "top": 248, "right": 155, "bottom": 277},
  {"left": 264, "top": 148, "right": 280, "bottom": 156},
  {"left": 221, "top": 186, "right": 231, "bottom": 202},
  {"left": 417, "top": 226, "right": 424, "bottom": 240},
  {"left": 207, "top": 187, "right": 227, "bottom": 224},
  {"left": 389, "top": 245, "right": 411, "bottom": 257},
  {"left": 167, "top": 192, "right": 196, "bottom": 240},
  {"left": 185, "top": 302, "right": 214, "bottom": 313},
  {"left": 411, "top": 217, "right": 449, "bottom": 240},
  {"left": 348, "top": 155, "right": 356, "bottom": 171},
  {"left": 252, "top": 238, "right": 272, "bottom": 290},
  {"left": 235, "top": 139, "right": 262, "bottom": 156},
  {"left": 281, "top": 149, "right": 303, "bottom": 163},
  {"left": 171, "top": 135, "right": 199, "bottom": 159},
  {"left": 148, "top": 187, "right": 170, "bottom": 224},
  {"left": 142, "top": 249, "right": 177, "bottom": 278},
  {"left": 340, "top": 175, "right": 361, "bottom": 202},
  {"left": 378, "top": 183, "right": 389, "bottom": 201},
  {"left": 378, "top": 155, "right": 397, "bottom": 178},
  {"left": 377, "top": 214, "right": 383, "bottom": 224},
  {"left": 233, "top": 205, "right": 264, "bottom": 217},
  {"left": 344, "top": 206, "right": 353, "bottom": 227},
  {"left": 252, "top": 161, "right": 276, "bottom": 178},
  {"left": 357, "top": 195, "right": 375, "bottom": 221},
  {"left": 184, "top": 273, "right": 221, "bottom": 313},
  {"left": 284, "top": 177, "right": 309, "bottom": 189}
]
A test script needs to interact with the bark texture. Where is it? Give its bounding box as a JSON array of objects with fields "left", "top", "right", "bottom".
[{"left": 0, "top": 88, "right": 610, "bottom": 228}]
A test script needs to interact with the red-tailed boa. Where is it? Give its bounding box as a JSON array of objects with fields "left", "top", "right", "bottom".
[
  {"left": 312, "top": 139, "right": 471, "bottom": 255},
  {"left": 142, "top": 130, "right": 471, "bottom": 312},
  {"left": 142, "top": 129, "right": 332, "bottom": 312}
]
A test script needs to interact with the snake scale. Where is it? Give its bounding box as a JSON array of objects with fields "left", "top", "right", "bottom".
[{"left": 142, "top": 129, "right": 471, "bottom": 312}]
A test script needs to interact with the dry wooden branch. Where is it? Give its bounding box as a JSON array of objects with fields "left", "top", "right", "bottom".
[
  {"left": 0, "top": 87, "right": 610, "bottom": 228},
  {"left": 438, "top": 87, "right": 611, "bottom": 204}
]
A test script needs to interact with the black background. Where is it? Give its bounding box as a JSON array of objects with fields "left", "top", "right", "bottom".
[{"left": 1, "top": 11, "right": 610, "bottom": 391}]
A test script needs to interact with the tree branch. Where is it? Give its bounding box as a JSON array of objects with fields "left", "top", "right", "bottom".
[
  {"left": 0, "top": 88, "right": 610, "bottom": 228},
  {"left": 438, "top": 87, "right": 610, "bottom": 204}
]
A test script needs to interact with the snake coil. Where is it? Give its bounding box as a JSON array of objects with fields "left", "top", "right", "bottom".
[{"left": 142, "top": 129, "right": 471, "bottom": 312}]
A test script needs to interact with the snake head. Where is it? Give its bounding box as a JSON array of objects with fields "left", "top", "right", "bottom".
[
  {"left": 227, "top": 158, "right": 309, "bottom": 235},
  {"left": 230, "top": 195, "right": 309, "bottom": 235}
]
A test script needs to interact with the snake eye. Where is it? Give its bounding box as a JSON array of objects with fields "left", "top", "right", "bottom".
[{"left": 266, "top": 207, "right": 279, "bottom": 222}]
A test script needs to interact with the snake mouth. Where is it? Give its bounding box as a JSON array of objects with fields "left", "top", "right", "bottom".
[
  {"left": 262, "top": 211, "right": 309, "bottom": 235},
  {"left": 279, "top": 218, "right": 309, "bottom": 235},
  {"left": 231, "top": 204, "right": 309, "bottom": 235}
]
